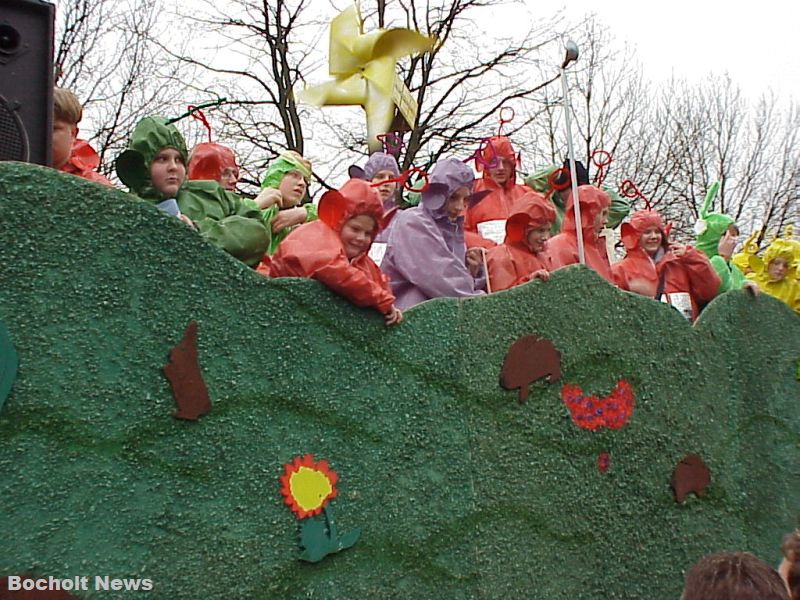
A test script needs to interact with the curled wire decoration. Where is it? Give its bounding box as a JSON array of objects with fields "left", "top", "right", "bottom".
[
  {"left": 464, "top": 138, "right": 499, "bottom": 170},
  {"left": 377, "top": 133, "right": 404, "bottom": 158},
  {"left": 619, "top": 179, "right": 652, "bottom": 210},
  {"left": 591, "top": 149, "right": 612, "bottom": 186},
  {"left": 547, "top": 167, "right": 572, "bottom": 194},
  {"left": 188, "top": 107, "right": 213, "bottom": 143},
  {"left": 498, "top": 106, "right": 515, "bottom": 136},
  {"left": 370, "top": 166, "right": 429, "bottom": 193}
]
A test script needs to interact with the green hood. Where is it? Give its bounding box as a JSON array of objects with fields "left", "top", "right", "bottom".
[
  {"left": 116, "top": 117, "right": 188, "bottom": 201},
  {"left": 695, "top": 182, "right": 735, "bottom": 258},
  {"left": 260, "top": 154, "right": 312, "bottom": 190}
]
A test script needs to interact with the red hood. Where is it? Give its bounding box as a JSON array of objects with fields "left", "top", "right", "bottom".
[
  {"left": 620, "top": 209, "right": 669, "bottom": 252},
  {"left": 318, "top": 178, "right": 384, "bottom": 240},
  {"left": 187, "top": 142, "right": 238, "bottom": 181},
  {"left": 478, "top": 136, "right": 518, "bottom": 189},
  {"left": 560, "top": 185, "right": 611, "bottom": 236},
  {"left": 505, "top": 192, "right": 556, "bottom": 243}
]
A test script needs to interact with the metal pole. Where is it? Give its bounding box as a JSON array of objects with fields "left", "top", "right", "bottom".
[{"left": 560, "top": 43, "right": 584, "bottom": 265}]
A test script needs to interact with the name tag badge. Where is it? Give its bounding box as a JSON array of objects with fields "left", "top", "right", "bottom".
[
  {"left": 661, "top": 292, "right": 692, "bottom": 321},
  {"left": 368, "top": 242, "right": 387, "bottom": 266},
  {"left": 476, "top": 219, "right": 507, "bottom": 245}
]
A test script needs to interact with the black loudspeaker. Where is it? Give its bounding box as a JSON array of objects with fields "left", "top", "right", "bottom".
[{"left": 0, "top": 0, "right": 54, "bottom": 166}]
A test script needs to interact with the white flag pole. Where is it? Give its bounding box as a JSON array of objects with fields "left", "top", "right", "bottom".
[{"left": 560, "top": 40, "right": 584, "bottom": 265}]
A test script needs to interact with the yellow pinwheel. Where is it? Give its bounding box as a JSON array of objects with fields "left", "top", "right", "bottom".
[{"left": 298, "top": 4, "right": 436, "bottom": 151}]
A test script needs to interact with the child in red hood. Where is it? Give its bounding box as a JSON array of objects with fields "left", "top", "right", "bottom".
[
  {"left": 464, "top": 136, "right": 533, "bottom": 249},
  {"left": 548, "top": 185, "right": 614, "bottom": 283},
  {"left": 268, "top": 178, "right": 403, "bottom": 326},
  {"left": 612, "top": 209, "right": 720, "bottom": 321},
  {"left": 486, "top": 192, "right": 556, "bottom": 291},
  {"left": 187, "top": 142, "right": 240, "bottom": 191}
]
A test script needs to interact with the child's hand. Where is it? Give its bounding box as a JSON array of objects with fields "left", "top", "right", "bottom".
[
  {"left": 254, "top": 188, "right": 282, "bottom": 209},
  {"left": 384, "top": 306, "right": 403, "bottom": 326},
  {"left": 271, "top": 207, "right": 307, "bottom": 233},
  {"left": 742, "top": 281, "right": 759, "bottom": 296},
  {"left": 178, "top": 214, "right": 196, "bottom": 229},
  {"left": 669, "top": 242, "right": 688, "bottom": 257},
  {"left": 717, "top": 231, "right": 737, "bottom": 261},
  {"left": 465, "top": 248, "right": 484, "bottom": 277},
  {"left": 528, "top": 269, "right": 550, "bottom": 282}
]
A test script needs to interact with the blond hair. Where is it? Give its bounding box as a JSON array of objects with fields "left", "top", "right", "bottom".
[{"left": 53, "top": 87, "right": 83, "bottom": 125}]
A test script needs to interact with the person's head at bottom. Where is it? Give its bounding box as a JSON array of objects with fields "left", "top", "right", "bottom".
[{"left": 681, "top": 552, "right": 789, "bottom": 600}]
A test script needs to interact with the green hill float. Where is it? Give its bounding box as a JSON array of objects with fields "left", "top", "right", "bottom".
[{"left": 0, "top": 162, "right": 798, "bottom": 599}]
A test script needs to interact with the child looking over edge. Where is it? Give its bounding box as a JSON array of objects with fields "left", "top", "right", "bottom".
[
  {"left": 52, "top": 87, "right": 113, "bottom": 186},
  {"left": 268, "top": 178, "right": 402, "bottom": 327},
  {"left": 486, "top": 191, "right": 555, "bottom": 291},
  {"left": 252, "top": 151, "right": 317, "bottom": 255},
  {"left": 116, "top": 116, "right": 269, "bottom": 267}
]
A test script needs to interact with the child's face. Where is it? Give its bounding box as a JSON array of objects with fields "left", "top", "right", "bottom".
[
  {"left": 525, "top": 225, "right": 551, "bottom": 253},
  {"left": 487, "top": 158, "right": 512, "bottom": 187},
  {"left": 593, "top": 206, "right": 610, "bottom": 234},
  {"left": 150, "top": 148, "right": 186, "bottom": 197},
  {"left": 278, "top": 170, "right": 307, "bottom": 207},
  {"left": 639, "top": 226, "right": 663, "bottom": 256},
  {"left": 445, "top": 186, "right": 469, "bottom": 222},
  {"left": 218, "top": 167, "right": 239, "bottom": 192},
  {"left": 767, "top": 257, "right": 789, "bottom": 282},
  {"left": 340, "top": 215, "right": 376, "bottom": 259},
  {"left": 51, "top": 119, "right": 78, "bottom": 169},
  {"left": 370, "top": 169, "right": 398, "bottom": 202}
]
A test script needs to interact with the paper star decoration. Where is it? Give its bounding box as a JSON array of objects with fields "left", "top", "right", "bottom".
[{"left": 298, "top": 4, "right": 436, "bottom": 151}]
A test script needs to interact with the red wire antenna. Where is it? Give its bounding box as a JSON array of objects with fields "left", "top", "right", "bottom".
[
  {"left": 188, "top": 106, "right": 212, "bottom": 143},
  {"left": 464, "top": 138, "right": 499, "bottom": 170},
  {"left": 370, "top": 166, "right": 429, "bottom": 193},
  {"left": 497, "top": 106, "right": 515, "bottom": 136},
  {"left": 547, "top": 167, "right": 572, "bottom": 198},
  {"left": 591, "top": 149, "right": 612, "bottom": 186},
  {"left": 376, "top": 133, "right": 404, "bottom": 158},
  {"left": 619, "top": 180, "right": 652, "bottom": 210}
]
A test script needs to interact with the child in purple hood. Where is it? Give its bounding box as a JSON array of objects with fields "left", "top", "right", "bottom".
[{"left": 380, "top": 157, "right": 490, "bottom": 310}]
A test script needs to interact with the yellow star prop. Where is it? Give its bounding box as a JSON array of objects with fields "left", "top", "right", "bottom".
[{"left": 298, "top": 4, "right": 436, "bottom": 151}]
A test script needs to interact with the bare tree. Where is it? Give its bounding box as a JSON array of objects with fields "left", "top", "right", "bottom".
[{"left": 53, "top": 0, "right": 196, "bottom": 180}]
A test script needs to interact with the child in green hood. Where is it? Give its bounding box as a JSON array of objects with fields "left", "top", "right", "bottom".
[
  {"left": 694, "top": 182, "right": 758, "bottom": 295},
  {"left": 116, "top": 117, "right": 270, "bottom": 267},
  {"left": 252, "top": 150, "right": 318, "bottom": 255}
]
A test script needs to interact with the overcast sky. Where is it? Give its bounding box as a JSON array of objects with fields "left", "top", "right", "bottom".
[{"left": 490, "top": 0, "right": 799, "bottom": 101}]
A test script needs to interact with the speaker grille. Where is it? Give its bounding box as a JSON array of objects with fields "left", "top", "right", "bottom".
[{"left": 0, "top": 95, "right": 29, "bottom": 161}]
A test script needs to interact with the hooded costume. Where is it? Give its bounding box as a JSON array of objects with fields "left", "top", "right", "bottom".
[
  {"left": 268, "top": 178, "right": 395, "bottom": 315},
  {"left": 187, "top": 142, "right": 238, "bottom": 183},
  {"left": 523, "top": 161, "right": 630, "bottom": 234},
  {"left": 348, "top": 151, "right": 401, "bottom": 213},
  {"left": 381, "top": 158, "right": 489, "bottom": 310},
  {"left": 547, "top": 185, "right": 614, "bottom": 283},
  {"left": 611, "top": 210, "right": 720, "bottom": 321},
  {"left": 116, "top": 117, "right": 269, "bottom": 267},
  {"left": 464, "top": 136, "right": 533, "bottom": 249},
  {"left": 59, "top": 139, "right": 113, "bottom": 186},
  {"left": 486, "top": 192, "right": 556, "bottom": 292},
  {"left": 258, "top": 151, "right": 318, "bottom": 255},
  {"left": 694, "top": 182, "right": 746, "bottom": 293},
  {"left": 745, "top": 237, "right": 800, "bottom": 315}
]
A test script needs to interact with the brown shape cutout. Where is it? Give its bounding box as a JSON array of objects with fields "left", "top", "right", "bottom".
[
  {"left": 670, "top": 453, "right": 710, "bottom": 503},
  {"left": 162, "top": 321, "right": 211, "bottom": 421},
  {"left": 499, "top": 335, "right": 561, "bottom": 403},
  {"left": 1, "top": 576, "right": 79, "bottom": 599}
]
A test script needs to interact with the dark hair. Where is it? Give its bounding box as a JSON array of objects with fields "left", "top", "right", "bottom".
[{"left": 681, "top": 552, "right": 788, "bottom": 600}]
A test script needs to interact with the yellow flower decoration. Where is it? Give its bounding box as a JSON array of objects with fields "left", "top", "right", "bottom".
[
  {"left": 279, "top": 454, "right": 338, "bottom": 519},
  {"left": 298, "top": 4, "right": 436, "bottom": 151}
]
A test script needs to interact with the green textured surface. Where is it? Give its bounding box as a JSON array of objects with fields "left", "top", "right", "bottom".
[{"left": 0, "top": 162, "right": 798, "bottom": 599}]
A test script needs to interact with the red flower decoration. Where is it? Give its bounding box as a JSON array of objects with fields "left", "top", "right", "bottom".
[
  {"left": 561, "top": 380, "right": 634, "bottom": 431},
  {"left": 279, "top": 454, "right": 338, "bottom": 519},
  {"left": 597, "top": 452, "right": 610, "bottom": 473}
]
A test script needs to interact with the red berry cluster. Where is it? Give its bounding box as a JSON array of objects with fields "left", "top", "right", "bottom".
[{"left": 561, "top": 380, "right": 634, "bottom": 431}]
